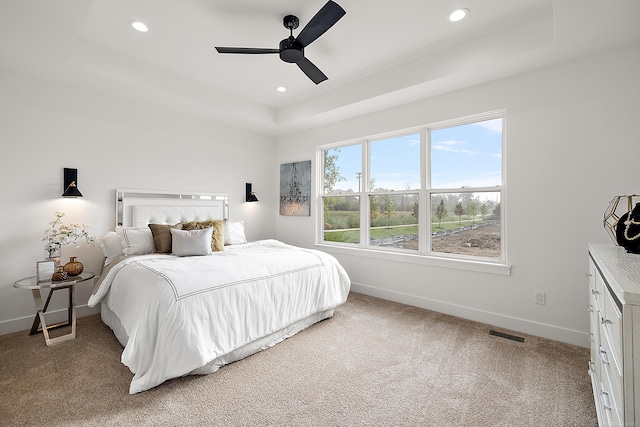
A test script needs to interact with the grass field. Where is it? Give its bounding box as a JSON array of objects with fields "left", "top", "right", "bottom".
[{"left": 324, "top": 220, "right": 482, "bottom": 243}]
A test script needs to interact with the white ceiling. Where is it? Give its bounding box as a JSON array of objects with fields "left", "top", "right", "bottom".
[{"left": 1, "top": 0, "right": 639, "bottom": 135}]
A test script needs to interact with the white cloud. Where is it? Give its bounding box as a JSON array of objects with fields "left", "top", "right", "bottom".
[
  {"left": 432, "top": 139, "right": 477, "bottom": 155},
  {"left": 472, "top": 118, "right": 502, "bottom": 133}
]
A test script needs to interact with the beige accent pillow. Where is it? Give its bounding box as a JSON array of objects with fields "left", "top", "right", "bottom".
[
  {"left": 148, "top": 223, "right": 183, "bottom": 254},
  {"left": 181, "top": 220, "right": 224, "bottom": 252}
]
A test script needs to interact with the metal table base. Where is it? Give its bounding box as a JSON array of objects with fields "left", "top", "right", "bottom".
[{"left": 29, "top": 284, "right": 76, "bottom": 346}]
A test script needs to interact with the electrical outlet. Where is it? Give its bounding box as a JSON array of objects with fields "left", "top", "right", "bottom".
[{"left": 535, "top": 291, "right": 546, "bottom": 305}]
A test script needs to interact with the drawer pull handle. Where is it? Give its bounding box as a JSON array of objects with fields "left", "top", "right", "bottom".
[
  {"left": 599, "top": 348, "right": 611, "bottom": 366},
  {"left": 591, "top": 289, "right": 599, "bottom": 295},
  {"left": 601, "top": 318, "right": 612, "bottom": 325},
  {"left": 601, "top": 390, "right": 612, "bottom": 411}
]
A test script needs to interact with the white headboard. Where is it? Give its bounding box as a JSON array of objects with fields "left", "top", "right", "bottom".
[{"left": 116, "top": 189, "right": 229, "bottom": 227}]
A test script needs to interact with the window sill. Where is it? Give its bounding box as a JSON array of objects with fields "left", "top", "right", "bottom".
[{"left": 314, "top": 243, "right": 511, "bottom": 276}]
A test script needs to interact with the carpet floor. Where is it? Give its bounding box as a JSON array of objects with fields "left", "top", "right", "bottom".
[{"left": 0, "top": 292, "right": 597, "bottom": 426}]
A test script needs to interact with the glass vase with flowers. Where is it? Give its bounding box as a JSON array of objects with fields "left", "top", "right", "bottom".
[{"left": 43, "top": 211, "right": 95, "bottom": 267}]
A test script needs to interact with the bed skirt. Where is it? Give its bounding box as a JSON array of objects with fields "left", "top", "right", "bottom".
[{"left": 101, "top": 302, "right": 334, "bottom": 377}]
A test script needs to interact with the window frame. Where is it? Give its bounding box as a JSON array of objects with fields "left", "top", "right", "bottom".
[{"left": 316, "top": 110, "right": 510, "bottom": 275}]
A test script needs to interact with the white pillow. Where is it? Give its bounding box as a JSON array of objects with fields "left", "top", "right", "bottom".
[
  {"left": 96, "top": 231, "right": 124, "bottom": 265},
  {"left": 224, "top": 220, "right": 247, "bottom": 245},
  {"left": 171, "top": 227, "right": 213, "bottom": 257},
  {"left": 116, "top": 226, "right": 155, "bottom": 255}
]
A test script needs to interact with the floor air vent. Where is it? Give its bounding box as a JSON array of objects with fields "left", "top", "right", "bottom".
[{"left": 489, "top": 329, "right": 525, "bottom": 343}]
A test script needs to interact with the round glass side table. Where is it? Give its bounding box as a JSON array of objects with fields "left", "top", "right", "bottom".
[{"left": 14, "top": 271, "right": 95, "bottom": 346}]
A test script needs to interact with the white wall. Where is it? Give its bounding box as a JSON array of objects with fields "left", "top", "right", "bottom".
[
  {"left": 3, "top": 42, "right": 637, "bottom": 347},
  {"left": 0, "top": 68, "right": 277, "bottom": 335},
  {"left": 274, "top": 44, "right": 640, "bottom": 347}
]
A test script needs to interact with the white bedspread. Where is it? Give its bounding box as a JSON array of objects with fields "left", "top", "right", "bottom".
[{"left": 88, "top": 239, "right": 350, "bottom": 394}]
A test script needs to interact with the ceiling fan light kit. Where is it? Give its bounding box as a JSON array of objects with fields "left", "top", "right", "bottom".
[{"left": 215, "top": 1, "right": 346, "bottom": 85}]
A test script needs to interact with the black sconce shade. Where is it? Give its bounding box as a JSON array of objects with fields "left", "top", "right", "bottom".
[
  {"left": 246, "top": 183, "right": 258, "bottom": 202},
  {"left": 62, "top": 168, "right": 83, "bottom": 198}
]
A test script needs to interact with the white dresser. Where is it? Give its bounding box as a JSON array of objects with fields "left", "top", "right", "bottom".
[{"left": 588, "top": 243, "right": 640, "bottom": 426}]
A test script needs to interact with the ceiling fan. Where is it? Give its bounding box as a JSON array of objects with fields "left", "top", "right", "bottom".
[{"left": 214, "top": 1, "right": 346, "bottom": 85}]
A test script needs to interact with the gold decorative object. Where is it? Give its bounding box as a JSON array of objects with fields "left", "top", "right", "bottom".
[
  {"left": 52, "top": 266, "right": 68, "bottom": 281},
  {"left": 63, "top": 256, "right": 84, "bottom": 276},
  {"left": 604, "top": 195, "right": 640, "bottom": 245}
]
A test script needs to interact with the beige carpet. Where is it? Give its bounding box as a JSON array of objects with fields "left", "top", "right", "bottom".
[{"left": 0, "top": 292, "right": 596, "bottom": 426}]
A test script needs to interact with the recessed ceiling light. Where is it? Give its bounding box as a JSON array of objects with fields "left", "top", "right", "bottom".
[
  {"left": 276, "top": 86, "right": 287, "bottom": 92},
  {"left": 449, "top": 8, "right": 469, "bottom": 22},
  {"left": 130, "top": 20, "right": 149, "bottom": 32}
]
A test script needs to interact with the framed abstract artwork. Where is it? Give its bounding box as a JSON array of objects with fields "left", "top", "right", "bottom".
[{"left": 280, "top": 160, "right": 311, "bottom": 216}]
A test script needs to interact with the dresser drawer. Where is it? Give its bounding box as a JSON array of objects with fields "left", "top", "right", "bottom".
[
  {"left": 592, "top": 263, "right": 605, "bottom": 312},
  {"left": 589, "top": 299, "right": 601, "bottom": 376},
  {"left": 601, "top": 359, "right": 623, "bottom": 427},
  {"left": 602, "top": 286, "right": 622, "bottom": 374}
]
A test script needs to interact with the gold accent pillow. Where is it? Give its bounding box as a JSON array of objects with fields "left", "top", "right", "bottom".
[
  {"left": 148, "top": 223, "right": 183, "bottom": 253},
  {"left": 181, "top": 220, "right": 224, "bottom": 252}
]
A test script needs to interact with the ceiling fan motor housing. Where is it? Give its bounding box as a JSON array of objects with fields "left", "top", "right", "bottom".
[{"left": 279, "top": 38, "right": 304, "bottom": 63}]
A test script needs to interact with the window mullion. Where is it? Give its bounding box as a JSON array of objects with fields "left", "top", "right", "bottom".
[
  {"left": 422, "top": 128, "right": 430, "bottom": 254},
  {"left": 316, "top": 148, "right": 325, "bottom": 244},
  {"left": 361, "top": 140, "right": 370, "bottom": 248}
]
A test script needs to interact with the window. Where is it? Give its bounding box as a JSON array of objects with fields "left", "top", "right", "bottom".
[{"left": 319, "top": 112, "right": 505, "bottom": 265}]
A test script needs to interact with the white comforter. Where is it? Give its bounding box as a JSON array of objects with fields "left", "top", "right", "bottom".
[{"left": 88, "top": 239, "right": 350, "bottom": 394}]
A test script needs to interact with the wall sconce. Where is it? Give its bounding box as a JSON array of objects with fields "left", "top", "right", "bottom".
[
  {"left": 62, "top": 168, "right": 83, "bottom": 198},
  {"left": 246, "top": 183, "right": 259, "bottom": 202}
]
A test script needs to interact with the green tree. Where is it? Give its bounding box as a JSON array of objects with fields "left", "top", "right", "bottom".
[
  {"left": 324, "top": 149, "right": 345, "bottom": 193},
  {"left": 400, "top": 183, "right": 412, "bottom": 211},
  {"left": 368, "top": 178, "right": 379, "bottom": 222},
  {"left": 460, "top": 193, "right": 474, "bottom": 207},
  {"left": 454, "top": 202, "right": 465, "bottom": 225},
  {"left": 467, "top": 199, "right": 478, "bottom": 224},
  {"left": 370, "top": 196, "right": 380, "bottom": 222},
  {"left": 493, "top": 202, "right": 501, "bottom": 220},
  {"left": 435, "top": 199, "right": 447, "bottom": 228},
  {"left": 324, "top": 149, "right": 346, "bottom": 222},
  {"left": 480, "top": 203, "right": 488, "bottom": 221},
  {"left": 381, "top": 195, "right": 396, "bottom": 228}
]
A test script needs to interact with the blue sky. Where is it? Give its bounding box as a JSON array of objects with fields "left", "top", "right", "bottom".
[{"left": 329, "top": 118, "right": 502, "bottom": 192}]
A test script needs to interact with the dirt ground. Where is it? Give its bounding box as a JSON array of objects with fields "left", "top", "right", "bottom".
[{"left": 399, "top": 223, "right": 501, "bottom": 257}]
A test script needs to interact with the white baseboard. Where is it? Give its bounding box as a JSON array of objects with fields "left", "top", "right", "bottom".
[
  {"left": 350, "top": 282, "right": 589, "bottom": 348},
  {"left": 4, "top": 285, "right": 588, "bottom": 348},
  {"left": 0, "top": 304, "right": 101, "bottom": 336}
]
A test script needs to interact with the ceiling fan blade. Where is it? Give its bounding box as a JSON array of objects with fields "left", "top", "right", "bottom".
[
  {"left": 295, "top": 1, "right": 346, "bottom": 48},
  {"left": 215, "top": 47, "right": 279, "bottom": 54},
  {"left": 297, "top": 57, "right": 328, "bottom": 84}
]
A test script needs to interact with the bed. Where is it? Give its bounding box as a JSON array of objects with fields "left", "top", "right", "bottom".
[{"left": 88, "top": 189, "right": 351, "bottom": 394}]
